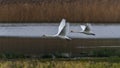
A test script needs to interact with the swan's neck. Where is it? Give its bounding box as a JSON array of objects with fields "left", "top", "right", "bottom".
[
  {"left": 71, "top": 31, "right": 83, "bottom": 33},
  {"left": 44, "top": 34, "right": 57, "bottom": 38}
]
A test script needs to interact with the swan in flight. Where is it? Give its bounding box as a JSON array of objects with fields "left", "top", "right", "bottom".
[
  {"left": 71, "top": 23, "right": 95, "bottom": 35},
  {"left": 42, "top": 19, "right": 71, "bottom": 40}
]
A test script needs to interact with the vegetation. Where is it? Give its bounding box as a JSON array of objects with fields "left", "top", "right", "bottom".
[
  {"left": 0, "top": 0, "right": 120, "bottom": 22},
  {"left": 0, "top": 58, "right": 120, "bottom": 68},
  {"left": 0, "top": 48, "right": 119, "bottom": 59},
  {"left": 78, "top": 48, "right": 120, "bottom": 57}
]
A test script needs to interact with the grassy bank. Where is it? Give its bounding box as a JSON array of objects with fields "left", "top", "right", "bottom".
[
  {"left": 0, "top": 0, "right": 120, "bottom": 23},
  {"left": 0, "top": 58, "right": 120, "bottom": 68}
]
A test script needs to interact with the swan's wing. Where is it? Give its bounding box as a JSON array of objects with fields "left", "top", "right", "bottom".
[
  {"left": 84, "top": 23, "right": 91, "bottom": 32},
  {"left": 80, "top": 25, "right": 86, "bottom": 31},
  {"left": 56, "top": 19, "right": 66, "bottom": 35},
  {"left": 59, "top": 22, "right": 69, "bottom": 36}
]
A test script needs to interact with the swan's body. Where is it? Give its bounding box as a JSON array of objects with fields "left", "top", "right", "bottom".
[
  {"left": 71, "top": 23, "right": 95, "bottom": 36},
  {"left": 42, "top": 19, "right": 71, "bottom": 40}
]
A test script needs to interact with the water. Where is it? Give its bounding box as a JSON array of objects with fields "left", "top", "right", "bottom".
[
  {"left": 0, "top": 23, "right": 119, "bottom": 39},
  {"left": 77, "top": 46, "right": 120, "bottom": 48}
]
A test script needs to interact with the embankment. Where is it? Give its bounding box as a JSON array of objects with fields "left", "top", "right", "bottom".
[{"left": 0, "top": 37, "right": 120, "bottom": 56}]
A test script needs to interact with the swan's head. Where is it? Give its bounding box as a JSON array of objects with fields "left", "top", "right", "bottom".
[
  {"left": 71, "top": 30, "right": 74, "bottom": 32},
  {"left": 42, "top": 35, "right": 46, "bottom": 37},
  {"left": 91, "top": 33, "right": 95, "bottom": 36}
]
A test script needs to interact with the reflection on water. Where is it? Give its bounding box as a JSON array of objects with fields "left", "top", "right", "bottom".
[
  {"left": 0, "top": 23, "right": 119, "bottom": 38},
  {"left": 77, "top": 46, "right": 120, "bottom": 48}
]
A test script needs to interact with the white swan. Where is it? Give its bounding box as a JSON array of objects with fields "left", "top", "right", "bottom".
[
  {"left": 71, "top": 23, "right": 95, "bottom": 35},
  {"left": 42, "top": 19, "right": 71, "bottom": 40}
]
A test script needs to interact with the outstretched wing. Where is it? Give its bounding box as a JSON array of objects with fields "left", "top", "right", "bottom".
[
  {"left": 81, "top": 23, "right": 91, "bottom": 32},
  {"left": 59, "top": 22, "right": 69, "bottom": 36},
  {"left": 84, "top": 23, "right": 91, "bottom": 32},
  {"left": 80, "top": 25, "right": 86, "bottom": 31},
  {"left": 56, "top": 19, "right": 66, "bottom": 35}
]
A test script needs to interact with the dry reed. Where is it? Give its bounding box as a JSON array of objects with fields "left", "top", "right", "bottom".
[
  {"left": 0, "top": 0, "right": 120, "bottom": 23},
  {"left": 0, "top": 59, "right": 120, "bottom": 68}
]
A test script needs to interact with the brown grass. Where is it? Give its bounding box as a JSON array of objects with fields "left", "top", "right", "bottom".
[{"left": 0, "top": 0, "right": 120, "bottom": 23}]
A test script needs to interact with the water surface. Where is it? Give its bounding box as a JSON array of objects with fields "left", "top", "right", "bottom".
[{"left": 0, "top": 23, "right": 119, "bottom": 39}]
